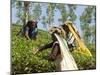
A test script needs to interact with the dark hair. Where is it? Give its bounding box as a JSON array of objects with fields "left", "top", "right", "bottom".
[
  {"left": 26, "top": 20, "right": 38, "bottom": 28},
  {"left": 26, "top": 20, "right": 32, "bottom": 27}
]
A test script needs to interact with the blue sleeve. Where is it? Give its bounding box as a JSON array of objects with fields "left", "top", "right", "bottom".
[{"left": 25, "top": 27, "right": 29, "bottom": 32}]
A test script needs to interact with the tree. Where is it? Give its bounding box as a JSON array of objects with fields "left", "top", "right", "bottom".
[
  {"left": 46, "top": 3, "right": 56, "bottom": 28},
  {"left": 12, "top": 1, "right": 30, "bottom": 25},
  {"left": 67, "top": 4, "right": 77, "bottom": 22},
  {"left": 80, "top": 6, "right": 96, "bottom": 46},
  {"left": 56, "top": 4, "right": 77, "bottom": 23},
  {"left": 23, "top": 1, "right": 30, "bottom": 25},
  {"left": 16, "top": 1, "right": 23, "bottom": 25},
  {"left": 41, "top": 16, "right": 47, "bottom": 30},
  {"left": 11, "top": 0, "right": 17, "bottom": 7},
  {"left": 32, "top": 3, "right": 42, "bottom": 21},
  {"left": 56, "top": 4, "right": 68, "bottom": 23}
]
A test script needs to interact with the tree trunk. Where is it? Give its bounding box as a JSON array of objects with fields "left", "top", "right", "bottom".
[{"left": 23, "top": 1, "right": 30, "bottom": 26}]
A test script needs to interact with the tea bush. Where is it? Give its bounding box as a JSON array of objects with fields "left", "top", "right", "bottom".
[
  {"left": 72, "top": 50, "right": 96, "bottom": 70},
  {"left": 12, "top": 25, "right": 56, "bottom": 74},
  {"left": 12, "top": 25, "right": 96, "bottom": 74}
]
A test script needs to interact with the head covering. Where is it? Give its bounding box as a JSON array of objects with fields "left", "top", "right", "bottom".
[
  {"left": 32, "top": 20, "right": 38, "bottom": 23},
  {"left": 49, "top": 27, "right": 62, "bottom": 36},
  {"left": 64, "top": 20, "right": 73, "bottom": 25}
]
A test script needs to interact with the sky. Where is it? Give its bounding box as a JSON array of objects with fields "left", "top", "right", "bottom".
[{"left": 11, "top": 2, "right": 87, "bottom": 36}]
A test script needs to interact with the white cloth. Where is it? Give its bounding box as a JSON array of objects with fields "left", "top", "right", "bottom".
[{"left": 54, "top": 33, "right": 78, "bottom": 71}]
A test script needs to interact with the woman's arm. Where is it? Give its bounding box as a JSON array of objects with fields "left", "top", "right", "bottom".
[
  {"left": 38, "top": 42, "right": 54, "bottom": 51},
  {"left": 24, "top": 27, "right": 30, "bottom": 40}
]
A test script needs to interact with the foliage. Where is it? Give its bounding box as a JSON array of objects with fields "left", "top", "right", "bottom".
[
  {"left": 56, "top": 4, "right": 77, "bottom": 23},
  {"left": 32, "top": 3, "right": 42, "bottom": 21},
  {"left": 12, "top": 1, "right": 42, "bottom": 25},
  {"left": 12, "top": 25, "right": 96, "bottom": 74},
  {"left": 72, "top": 50, "right": 96, "bottom": 70},
  {"left": 12, "top": 1, "right": 77, "bottom": 29},
  {"left": 56, "top": 4, "right": 67, "bottom": 23},
  {"left": 80, "top": 6, "right": 96, "bottom": 46},
  {"left": 46, "top": 3, "right": 56, "bottom": 27},
  {"left": 12, "top": 25, "right": 56, "bottom": 74},
  {"left": 15, "top": 1, "right": 24, "bottom": 25}
]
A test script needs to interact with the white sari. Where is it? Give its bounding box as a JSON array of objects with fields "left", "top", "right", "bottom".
[{"left": 54, "top": 33, "right": 78, "bottom": 71}]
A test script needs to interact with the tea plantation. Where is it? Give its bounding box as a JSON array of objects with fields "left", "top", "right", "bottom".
[{"left": 12, "top": 25, "right": 96, "bottom": 74}]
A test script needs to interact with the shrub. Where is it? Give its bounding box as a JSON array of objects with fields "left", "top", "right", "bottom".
[
  {"left": 72, "top": 50, "right": 96, "bottom": 70},
  {"left": 12, "top": 25, "right": 55, "bottom": 74}
]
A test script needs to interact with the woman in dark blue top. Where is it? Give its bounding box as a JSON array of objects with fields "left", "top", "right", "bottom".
[{"left": 23, "top": 20, "right": 38, "bottom": 40}]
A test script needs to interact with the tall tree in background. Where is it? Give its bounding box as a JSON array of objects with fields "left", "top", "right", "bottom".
[
  {"left": 41, "top": 3, "right": 77, "bottom": 30},
  {"left": 56, "top": 4, "right": 77, "bottom": 23},
  {"left": 32, "top": 3, "right": 42, "bottom": 21},
  {"left": 16, "top": 1, "right": 23, "bottom": 25},
  {"left": 46, "top": 3, "right": 56, "bottom": 28},
  {"left": 41, "top": 16, "right": 47, "bottom": 30},
  {"left": 11, "top": 0, "right": 16, "bottom": 7},
  {"left": 12, "top": 1, "right": 30, "bottom": 25},
  {"left": 23, "top": 1, "right": 30, "bottom": 25},
  {"left": 56, "top": 4, "right": 68, "bottom": 23},
  {"left": 67, "top": 4, "right": 77, "bottom": 22},
  {"left": 80, "top": 6, "right": 96, "bottom": 47}
]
